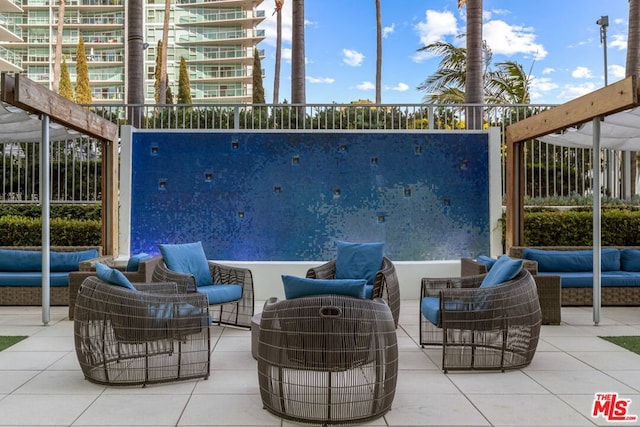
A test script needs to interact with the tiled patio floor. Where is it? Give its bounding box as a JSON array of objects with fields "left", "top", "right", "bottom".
[{"left": 0, "top": 302, "right": 639, "bottom": 426}]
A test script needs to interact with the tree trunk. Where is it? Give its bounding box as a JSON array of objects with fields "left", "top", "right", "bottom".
[
  {"left": 375, "top": 0, "right": 382, "bottom": 104},
  {"left": 465, "top": 0, "right": 483, "bottom": 130},
  {"left": 291, "top": 0, "right": 306, "bottom": 105},
  {"left": 273, "top": 1, "right": 282, "bottom": 104},
  {"left": 160, "top": 0, "right": 171, "bottom": 105},
  {"left": 625, "top": 0, "right": 640, "bottom": 198},
  {"left": 127, "top": 0, "right": 144, "bottom": 127},
  {"left": 52, "top": 0, "right": 65, "bottom": 93}
]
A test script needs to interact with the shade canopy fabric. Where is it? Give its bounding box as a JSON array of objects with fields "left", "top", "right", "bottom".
[
  {"left": 539, "top": 107, "right": 640, "bottom": 151},
  {"left": 0, "top": 102, "right": 78, "bottom": 143}
]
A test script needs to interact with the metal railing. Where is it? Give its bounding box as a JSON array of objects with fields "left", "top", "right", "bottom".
[{"left": 1, "top": 103, "right": 630, "bottom": 204}]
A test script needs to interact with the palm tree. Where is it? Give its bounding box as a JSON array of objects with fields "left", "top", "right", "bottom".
[
  {"left": 460, "top": 0, "right": 484, "bottom": 129},
  {"left": 273, "top": 0, "right": 284, "bottom": 104},
  {"left": 52, "top": 0, "right": 66, "bottom": 93},
  {"left": 625, "top": 0, "right": 640, "bottom": 197},
  {"left": 127, "top": 0, "right": 144, "bottom": 127},
  {"left": 291, "top": 0, "right": 305, "bottom": 105},
  {"left": 159, "top": 0, "right": 171, "bottom": 105},
  {"left": 375, "top": 0, "right": 382, "bottom": 104}
]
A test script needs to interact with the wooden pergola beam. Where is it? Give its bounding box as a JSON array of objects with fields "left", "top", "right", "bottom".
[
  {"left": 505, "top": 76, "right": 640, "bottom": 250},
  {"left": 1, "top": 73, "right": 119, "bottom": 256}
]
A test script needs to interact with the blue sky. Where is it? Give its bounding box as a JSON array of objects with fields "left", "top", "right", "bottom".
[{"left": 257, "top": 0, "right": 631, "bottom": 105}]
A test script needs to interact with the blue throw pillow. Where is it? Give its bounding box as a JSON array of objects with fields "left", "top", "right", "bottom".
[
  {"left": 96, "top": 262, "right": 136, "bottom": 290},
  {"left": 158, "top": 242, "right": 213, "bottom": 287},
  {"left": 480, "top": 255, "right": 523, "bottom": 288},
  {"left": 126, "top": 252, "right": 150, "bottom": 272},
  {"left": 282, "top": 275, "right": 367, "bottom": 299},
  {"left": 476, "top": 255, "right": 497, "bottom": 271},
  {"left": 334, "top": 241, "right": 384, "bottom": 285},
  {"left": 621, "top": 249, "right": 640, "bottom": 272}
]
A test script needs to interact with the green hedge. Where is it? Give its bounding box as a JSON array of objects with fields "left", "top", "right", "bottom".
[
  {"left": 0, "top": 204, "right": 101, "bottom": 221},
  {"left": 504, "top": 208, "right": 640, "bottom": 247},
  {"left": 0, "top": 216, "right": 101, "bottom": 246}
]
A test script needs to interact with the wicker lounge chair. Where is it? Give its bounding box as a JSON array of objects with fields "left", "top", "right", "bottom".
[
  {"left": 73, "top": 276, "right": 210, "bottom": 386},
  {"left": 420, "top": 269, "right": 542, "bottom": 372},
  {"left": 306, "top": 256, "right": 401, "bottom": 327},
  {"left": 461, "top": 257, "right": 561, "bottom": 325},
  {"left": 152, "top": 258, "right": 254, "bottom": 328},
  {"left": 257, "top": 295, "right": 398, "bottom": 425}
]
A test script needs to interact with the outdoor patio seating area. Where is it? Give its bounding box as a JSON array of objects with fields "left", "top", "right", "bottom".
[{"left": 0, "top": 301, "right": 639, "bottom": 426}]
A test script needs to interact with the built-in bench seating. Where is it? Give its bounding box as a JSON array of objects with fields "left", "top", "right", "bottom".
[{"left": 0, "top": 246, "right": 102, "bottom": 306}]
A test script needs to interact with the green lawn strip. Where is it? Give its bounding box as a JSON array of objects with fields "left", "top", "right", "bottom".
[
  {"left": 0, "top": 336, "right": 27, "bottom": 352},
  {"left": 600, "top": 336, "right": 640, "bottom": 355}
]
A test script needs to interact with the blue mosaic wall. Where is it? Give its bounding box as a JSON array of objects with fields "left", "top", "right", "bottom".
[{"left": 130, "top": 131, "right": 490, "bottom": 261}]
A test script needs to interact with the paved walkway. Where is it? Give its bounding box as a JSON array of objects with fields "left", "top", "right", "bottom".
[{"left": 0, "top": 302, "right": 639, "bottom": 426}]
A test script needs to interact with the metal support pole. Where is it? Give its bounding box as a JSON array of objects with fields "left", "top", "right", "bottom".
[
  {"left": 41, "top": 115, "right": 50, "bottom": 325},
  {"left": 592, "top": 117, "right": 601, "bottom": 326}
]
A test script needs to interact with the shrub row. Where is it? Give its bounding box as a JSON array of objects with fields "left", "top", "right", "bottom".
[
  {"left": 0, "top": 204, "right": 101, "bottom": 221},
  {"left": 0, "top": 216, "right": 101, "bottom": 246},
  {"left": 503, "top": 208, "right": 640, "bottom": 247}
]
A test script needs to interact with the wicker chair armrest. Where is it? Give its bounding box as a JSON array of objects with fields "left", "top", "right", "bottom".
[
  {"left": 209, "top": 262, "right": 253, "bottom": 288},
  {"left": 78, "top": 255, "right": 115, "bottom": 271},
  {"left": 460, "top": 257, "right": 488, "bottom": 276},
  {"left": 421, "top": 274, "right": 484, "bottom": 298},
  {"left": 135, "top": 282, "right": 180, "bottom": 294},
  {"left": 305, "top": 260, "right": 336, "bottom": 279},
  {"left": 152, "top": 260, "right": 197, "bottom": 292}
]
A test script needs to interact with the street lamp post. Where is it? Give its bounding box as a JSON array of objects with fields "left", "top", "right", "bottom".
[{"left": 597, "top": 15, "right": 609, "bottom": 86}]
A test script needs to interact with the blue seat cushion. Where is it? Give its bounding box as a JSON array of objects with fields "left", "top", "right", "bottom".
[
  {"left": 282, "top": 275, "right": 367, "bottom": 299},
  {"left": 126, "top": 252, "right": 151, "bottom": 272},
  {"left": 197, "top": 284, "right": 243, "bottom": 305},
  {"left": 621, "top": 249, "right": 640, "bottom": 272},
  {"left": 522, "top": 248, "right": 620, "bottom": 272},
  {"left": 335, "top": 241, "right": 384, "bottom": 285},
  {"left": 96, "top": 262, "right": 136, "bottom": 290},
  {"left": 421, "top": 297, "right": 469, "bottom": 326},
  {"left": 480, "top": 255, "right": 523, "bottom": 288},
  {"left": 0, "top": 272, "right": 69, "bottom": 287},
  {"left": 50, "top": 249, "right": 99, "bottom": 272},
  {"left": 159, "top": 242, "right": 213, "bottom": 287},
  {"left": 539, "top": 271, "right": 640, "bottom": 288}
]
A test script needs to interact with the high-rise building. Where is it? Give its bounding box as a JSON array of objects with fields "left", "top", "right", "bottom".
[
  {"left": 0, "top": 0, "right": 22, "bottom": 72},
  {"left": 0, "top": 0, "right": 265, "bottom": 104}
]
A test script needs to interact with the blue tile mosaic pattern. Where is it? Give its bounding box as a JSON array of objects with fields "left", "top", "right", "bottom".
[{"left": 130, "top": 131, "right": 490, "bottom": 261}]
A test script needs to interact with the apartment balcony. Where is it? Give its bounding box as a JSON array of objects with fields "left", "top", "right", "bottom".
[
  {"left": 177, "top": 9, "right": 264, "bottom": 27},
  {"left": 0, "top": 14, "right": 21, "bottom": 41},
  {"left": 0, "top": 0, "right": 22, "bottom": 13},
  {"left": 175, "top": 0, "right": 262, "bottom": 8},
  {"left": 0, "top": 45, "right": 21, "bottom": 71},
  {"left": 186, "top": 47, "right": 263, "bottom": 65},
  {"left": 177, "top": 28, "right": 265, "bottom": 45},
  {"left": 192, "top": 68, "right": 251, "bottom": 84},
  {"left": 54, "top": 15, "right": 124, "bottom": 30}
]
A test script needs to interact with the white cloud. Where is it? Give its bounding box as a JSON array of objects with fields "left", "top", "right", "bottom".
[
  {"left": 572, "top": 66, "right": 593, "bottom": 79},
  {"left": 483, "top": 19, "right": 547, "bottom": 60},
  {"left": 530, "top": 76, "right": 558, "bottom": 94},
  {"left": 559, "top": 82, "right": 598, "bottom": 101},
  {"left": 383, "top": 23, "right": 395, "bottom": 38},
  {"left": 610, "top": 33, "right": 627, "bottom": 50},
  {"left": 356, "top": 81, "right": 375, "bottom": 90},
  {"left": 342, "top": 49, "right": 365, "bottom": 67},
  {"left": 413, "top": 10, "right": 458, "bottom": 60},
  {"left": 609, "top": 64, "right": 626, "bottom": 79},
  {"left": 307, "top": 76, "right": 335, "bottom": 84},
  {"left": 542, "top": 67, "right": 555, "bottom": 75},
  {"left": 387, "top": 82, "right": 409, "bottom": 92},
  {"left": 282, "top": 48, "right": 292, "bottom": 61}
]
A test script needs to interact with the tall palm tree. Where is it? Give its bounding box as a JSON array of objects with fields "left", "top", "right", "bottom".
[
  {"left": 273, "top": 0, "right": 283, "bottom": 104},
  {"left": 625, "top": 0, "right": 640, "bottom": 197},
  {"left": 159, "top": 0, "right": 171, "bottom": 104},
  {"left": 460, "top": 0, "right": 484, "bottom": 129},
  {"left": 52, "top": 0, "right": 66, "bottom": 93},
  {"left": 291, "top": 0, "right": 305, "bottom": 105},
  {"left": 127, "top": 0, "right": 144, "bottom": 127},
  {"left": 375, "top": 0, "right": 382, "bottom": 104}
]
